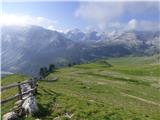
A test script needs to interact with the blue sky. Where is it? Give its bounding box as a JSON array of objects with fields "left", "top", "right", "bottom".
[
  {"left": 2, "top": 1, "right": 160, "bottom": 32},
  {"left": 3, "top": 2, "right": 85, "bottom": 29}
]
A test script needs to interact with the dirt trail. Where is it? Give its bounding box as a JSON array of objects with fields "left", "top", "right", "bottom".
[{"left": 121, "top": 92, "right": 160, "bottom": 107}]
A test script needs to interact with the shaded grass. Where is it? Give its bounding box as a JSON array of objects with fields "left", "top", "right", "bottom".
[
  {"left": 1, "top": 74, "right": 29, "bottom": 115},
  {"left": 80, "top": 72, "right": 150, "bottom": 86}
]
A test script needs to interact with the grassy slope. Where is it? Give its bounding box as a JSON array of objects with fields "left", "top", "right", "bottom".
[
  {"left": 1, "top": 74, "right": 29, "bottom": 115},
  {"left": 1, "top": 55, "right": 160, "bottom": 120}
]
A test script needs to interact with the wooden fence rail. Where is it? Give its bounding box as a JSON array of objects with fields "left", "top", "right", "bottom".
[
  {"left": 1, "top": 80, "right": 33, "bottom": 91},
  {"left": 1, "top": 79, "right": 37, "bottom": 105}
]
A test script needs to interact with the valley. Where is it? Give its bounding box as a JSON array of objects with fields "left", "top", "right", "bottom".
[{"left": 1, "top": 25, "right": 160, "bottom": 76}]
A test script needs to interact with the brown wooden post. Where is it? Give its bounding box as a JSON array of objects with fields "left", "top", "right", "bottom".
[{"left": 18, "top": 82, "right": 22, "bottom": 100}]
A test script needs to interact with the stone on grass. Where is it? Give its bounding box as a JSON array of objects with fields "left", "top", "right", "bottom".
[{"left": 3, "top": 111, "right": 17, "bottom": 120}]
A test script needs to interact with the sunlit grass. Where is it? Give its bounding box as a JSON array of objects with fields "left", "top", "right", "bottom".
[{"left": 2, "top": 55, "right": 160, "bottom": 120}]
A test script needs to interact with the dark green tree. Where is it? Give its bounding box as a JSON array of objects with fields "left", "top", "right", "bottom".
[
  {"left": 68, "top": 63, "right": 72, "bottom": 67},
  {"left": 44, "top": 67, "right": 48, "bottom": 77},
  {"left": 39, "top": 67, "right": 45, "bottom": 78},
  {"left": 39, "top": 67, "right": 49, "bottom": 78},
  {"left": 72, "top": 62, "right": 76, "bottom": 65},
  {"left": 49, "top": 64, "right": 55, "bottom": 73}
]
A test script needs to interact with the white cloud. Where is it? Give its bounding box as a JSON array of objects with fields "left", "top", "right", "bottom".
[
  {"left": 127, "top": 19, "right": 159, "bottom": 31},
  {"left": 107, "top": 19, "right": 159, "bottom": 31},
  {"left": 85, "top": 25, "right": 97, "bottom": 32},
  {"left": 0, "top": 14, "right": 62, "bottom": 31},
  {"left": 75, "top": 2, "right": 159, "bottom": 31},
  {"left": 75, "top": 2, "right": 124, "bottom": 30},
  {"left": 128, "top": 19, "right": 137, "bottom": 30}
]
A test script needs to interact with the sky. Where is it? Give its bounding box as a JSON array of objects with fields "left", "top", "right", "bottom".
[{"left": 1, "top": 0, "right": 160, "bottom": 32}]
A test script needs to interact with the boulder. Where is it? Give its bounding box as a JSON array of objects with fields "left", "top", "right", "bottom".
[
  {"left": 22, "top": 96, "right": 39, "bottom": 115},
  {"left": 3, "top": 112, "right": 17, "bottom": 120}
]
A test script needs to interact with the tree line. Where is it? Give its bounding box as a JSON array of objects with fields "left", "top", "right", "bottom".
[
  {"left": 39, "top": 62, "right": 79, "bottom": 78},
  {"left": 39, "top": 64, "right": 55, "bottom": 78}
]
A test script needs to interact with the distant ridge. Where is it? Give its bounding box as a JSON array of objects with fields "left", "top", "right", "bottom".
[{"left": 1, "top": 25, "right": 160, "bottom": 75}]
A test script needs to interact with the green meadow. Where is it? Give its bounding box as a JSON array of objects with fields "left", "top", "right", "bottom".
[{"left": 1, "top": 55, "right": 160, "bottom": 120}]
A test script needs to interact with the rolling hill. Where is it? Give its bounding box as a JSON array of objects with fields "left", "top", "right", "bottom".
[{"left": 2, "top": 55, "right": 160, "bottom": 120}]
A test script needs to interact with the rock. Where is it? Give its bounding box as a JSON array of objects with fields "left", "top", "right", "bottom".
[
  {"left": 13, "top": 106, "right": 19, "bottom": 111},
  {"left": 3, "top": 112, "right": 17, "bottom": 120},
  {"left": 17, "top": 108, "right": 25, "bottom": 116},
  {"left": 64, "top": 113, "right": 74, "bottom": 119},
  {"left": 13, "top": 105, "right": 24, "bottom": 116},
  {"left": 22, "top": 96, "right": 39, "bottom": 115},
  {"left": 53, "top": 116, "right": 60, "bottom": 120},
  {"left": 15, "top": 100, "right": 23, "bottom": 106}
]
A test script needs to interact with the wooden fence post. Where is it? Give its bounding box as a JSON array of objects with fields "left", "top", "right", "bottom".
[
  {"left": 1, "top": 79, "right": 38, "bottom": 105},
  {"left": 29, "top": 79, "right": 36, "bottom": 94},
  {"left": 29, "top": 79, "right": 33, "bottom": 88},
  {"left": 18, "top": 82, "right": 22, "bottom": 100}
]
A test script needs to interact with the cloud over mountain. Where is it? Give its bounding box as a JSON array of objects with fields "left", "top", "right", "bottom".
[
  {"left": 75, "top": 2, "right": 124, "bottom": 30},
  {"left": 75, "top": 2, "right": 159, "bottom": 31},
  {"left": 128, "top": 19, "right": 159, "bottom": 31},
  {"left": 0, "top": 14, "right": 62, "bottom": 31}
]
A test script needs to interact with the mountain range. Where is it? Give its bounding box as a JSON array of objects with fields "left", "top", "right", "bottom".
[{"left": 1, "top": 25, "right": 160, "bottom": 76}]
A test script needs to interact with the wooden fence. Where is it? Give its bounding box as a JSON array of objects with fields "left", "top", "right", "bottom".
[{"left": 1, "top": 79, "right": 37, "bottom": 104}]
